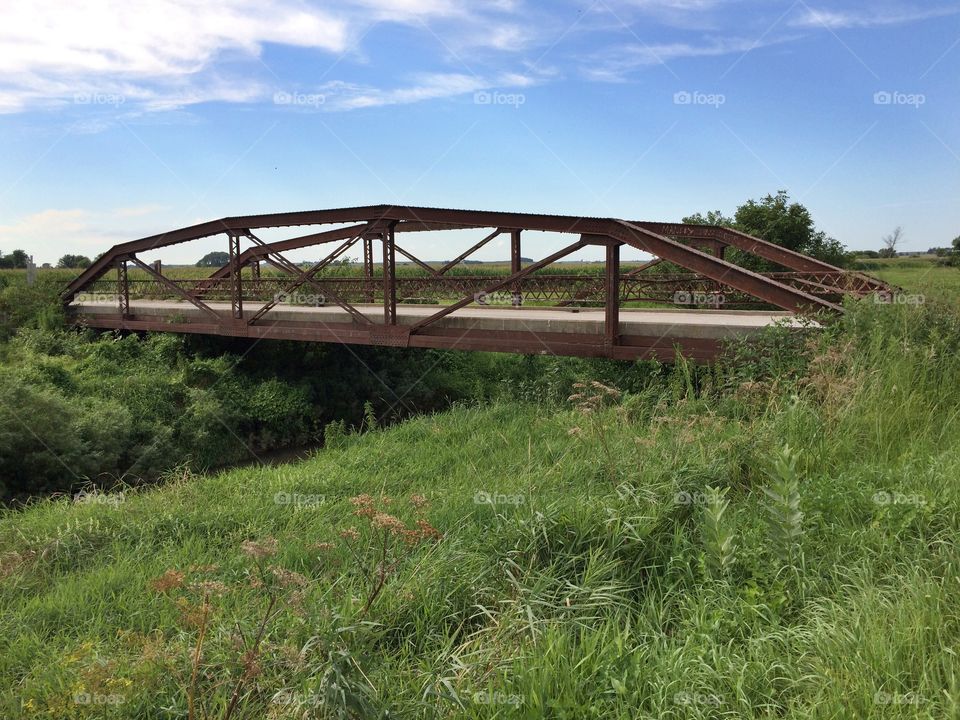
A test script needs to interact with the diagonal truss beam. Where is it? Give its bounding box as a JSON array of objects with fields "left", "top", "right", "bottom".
[
  {"left": 409, "top": 237, "right": 591, "bottom": 334},
  {"left": 437, "top": 228, "right": 503, "bottom": 274},
  {"left": 246, "top": 232, "right": 368, "bottom": 325},
  {"left": 246, "top": 231, "right": 374, "bottom": 326},
  {"left": 611, "top": 221, "right": 840, "bottom": 313},
  {"left": 127, "top": 256, "right": 223, "bottom": 322}
]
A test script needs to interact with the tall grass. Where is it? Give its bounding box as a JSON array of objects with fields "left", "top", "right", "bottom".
[{"left": 1, "top": 296, "right": 959, "bottom": 717}]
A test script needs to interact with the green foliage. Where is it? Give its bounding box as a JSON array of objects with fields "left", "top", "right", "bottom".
[
  {"left": 761, "top": 446, "right": 804, "bottom": 570},
  {"left": 702, "top": 485, "right": 736, "bottom": 578},
  {"left": 3, "top": 294, "right": 960, "bottom": 717},
  {"left": 195, "top": 251, "right": 230, "bottom": 267},
  {"left": 56, "top": 254, "right": 92, "bottom": 269},
  {"left": 686, "top": 190, "right": 851, "bottom": 269}
]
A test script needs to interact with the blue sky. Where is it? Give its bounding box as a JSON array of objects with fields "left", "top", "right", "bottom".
[{"left": 1, "top": 0, "right": 958, "bottom": 265}]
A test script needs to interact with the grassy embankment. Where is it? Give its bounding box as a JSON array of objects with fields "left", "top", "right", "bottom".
[{"left": 2, "top": 261, "right": 959, "bottom": 718}]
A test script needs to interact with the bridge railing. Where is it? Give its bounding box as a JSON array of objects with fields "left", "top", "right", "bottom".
[{"left": 71, "top": 269, "right": 871, "bottom": 312}]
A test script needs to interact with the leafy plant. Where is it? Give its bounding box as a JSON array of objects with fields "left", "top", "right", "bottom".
[
  {"left": 702, "top": 485, "right": 736, "bottom": 578},
  {"left": 761, "top": 445, "right": 804, "bottom": 570}
]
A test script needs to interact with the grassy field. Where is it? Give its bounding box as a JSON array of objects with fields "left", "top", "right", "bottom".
[
  {"left": 861, "top": 256, "right": 960, "bottom": 303},
  {"left": 3, "top": 277, "right": 960, "bottom": 717}
]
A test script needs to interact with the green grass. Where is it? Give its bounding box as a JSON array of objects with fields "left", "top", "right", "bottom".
[
  {"left": 3, "top": 294, "right": 960, "bottom": 718},
  {"left": 867, "top": 258, "right": 960, "bottom": 303}
]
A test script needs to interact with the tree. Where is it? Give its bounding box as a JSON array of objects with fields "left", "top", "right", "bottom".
[
  {"left": 0, "top": 249, "right": 30, "bottom": 269},
  {"left": 57, "top": 254, "right": 92, "bottom": 269},
  {"left": 681, "top": 210, "right": 734, "bottom": 227},
  {"left": 684, "top": 191, "right": 850, "bottom": 270},
  {"left": 196, "top": 251, "right": 230, "bottom": 267},
  {"left": 879, "top": 227, "right": 903, "bottom": 258}
]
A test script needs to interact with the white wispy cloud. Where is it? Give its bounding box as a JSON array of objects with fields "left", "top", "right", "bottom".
[
  {"left": 582, "top": 34, "right": 790, "bottom": 81},
  {"left": 0, "top": 208, "right": 135, "bottom": 262},
  {"left": 791, "top": 5, "right": 960, "bottom": 30},
  {"left": 0, "top": 0, "right": 348, "bottom": 114},
  {"left": 315, "top": 71, "right": 538, "bottom": 110}
]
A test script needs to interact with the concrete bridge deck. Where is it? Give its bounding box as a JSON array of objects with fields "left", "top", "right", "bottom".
[{"left": 71, "top": 300, "right": 812, "bottom": 362}]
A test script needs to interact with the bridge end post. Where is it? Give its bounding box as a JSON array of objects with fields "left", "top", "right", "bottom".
[
  {"left": 604, "top": 240, "right": 620, "bottom": 354},
  {"left": 382, "top": 223, "right": 397, "bottom": 324},
  {"left": 228, "top": 232, "right": 243, "bottom": 320},
  {"left": 116, "top": 257, "right": 130, "bottom": 320}
]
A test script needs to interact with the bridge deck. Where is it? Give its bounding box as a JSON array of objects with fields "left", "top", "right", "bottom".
[{"left": 71, "top": 300, "right": 811, "bottom": 361}]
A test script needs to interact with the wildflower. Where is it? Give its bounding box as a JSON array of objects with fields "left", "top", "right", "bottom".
[
  {"left": 149, "top": 569, "right": 185, "bottom": 593},
  {"left": 270, "top": 567, "right": 309, "bottom": 588},
  {"left": 312, "top": 542, "right": 336, "bottom": 552},
  {"left": 414, "top": 519, "right": 442, "bottom": 541},
  {"left": 339, "top": 527, "right": 360, "bottom": 541},
  {"left": 371, "top": 512, "right": 406, "bottom": 534},
  {"left": 410, "top": 494, "right": 429, "bottom": 510},
  {"left": 241, "top": 537, "right": 279, "bottom": 560},
  {"left": 188, "top": 580, "right": 229, "bottom": 596},
  {"left": 350, "top": 494, "right": 375, "bottom": 518}
]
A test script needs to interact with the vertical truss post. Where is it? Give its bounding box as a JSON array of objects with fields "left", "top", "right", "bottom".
[
  {"left": 228, "top": 232, "right": 243, "bottom": 320},
  {"left": 382, "top": 225, "right": 396, "bottom": 324},
  {"left": 363, "top": 236, "right": 374, "bottom": 303},
  {"left": 510, "top": 229, "right": 522, "bottom": 306},
  {"left": 605, "top": 241, "right": 620, "bottom": 351},
  {"left": 251, "top": 259, "right": 260, "bottom": 279},
  {"left": 116, "top": 257, "right": 130, "bottom": 319}
]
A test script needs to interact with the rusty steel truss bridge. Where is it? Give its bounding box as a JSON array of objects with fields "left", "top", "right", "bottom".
[{"left": 63, "top": 205, "right": 892, "bottom": 362}]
